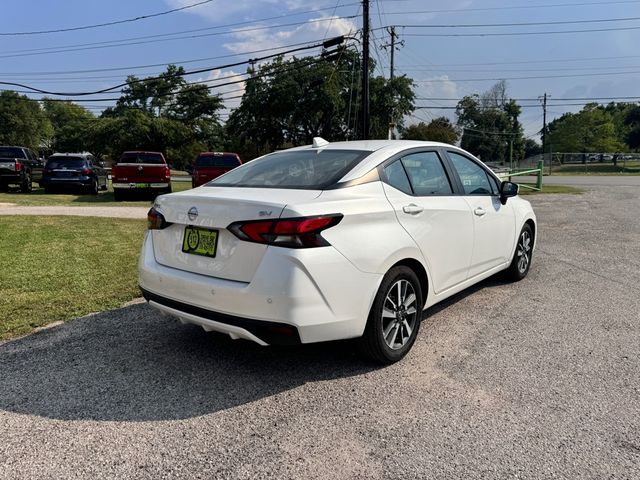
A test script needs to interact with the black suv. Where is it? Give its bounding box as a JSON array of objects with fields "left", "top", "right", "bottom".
[
  {"left": 0, "top": 146, "right": 42, "bottom": 193},
  {"left": 40, "top": 153, "right": 108, "bottom": 194}
]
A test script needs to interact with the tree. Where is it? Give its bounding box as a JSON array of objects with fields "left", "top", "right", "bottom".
[
  {"left": 623, "top": 105, "right": 640, "bottom": 150},
  {"left": 42, "top": 99, "right": 95, "bottom": 153},
  {"left": 226, "top": 52, "right": 416, "bottom": 157},
  {"left": 524, "top": 138, "right": 542, "bottom": 158},
  {"left": 92, "top": 65, "right": 224, "bottom": 167},
  {"left": 455, "top": 82, "right": 525, "bottom": 163},
  {"left": 0, "top": 91, "right": 51, "bottom": 151},
  {"left": 547, "top": 104, "right": 622, "bottom": 153},
  {"left": 402, "top": 117, "right": 459, "bottom": 144}
]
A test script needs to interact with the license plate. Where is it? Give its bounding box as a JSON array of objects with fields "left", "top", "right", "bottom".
[
  {"left": 182, "top": 226, "right": 218, "bottom": 258},
  {"left": 132, "top": 183, "right": 150, "bottom": 188}
]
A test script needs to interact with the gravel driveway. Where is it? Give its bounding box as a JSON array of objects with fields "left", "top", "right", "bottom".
[{"left": 1, "top": 186, "right": 638, "bottom": 479}]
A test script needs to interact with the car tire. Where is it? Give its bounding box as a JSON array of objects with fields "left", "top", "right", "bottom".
[
  {"left": 357, "top": 265, "right": 423, "bottom": 364},
  {"left": 20, "top": 172, "right": 32, "bottom": 193},
  {"left": 505, "top": 223, "right": 534, "bottom": 281},
  {"left": 88, "top": 178, "right": 99, "bottom": 195}
]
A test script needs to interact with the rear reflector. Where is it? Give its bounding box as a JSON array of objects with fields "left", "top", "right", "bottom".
[{"left": 228, "top": 214, "right": 342, "bottom": 248}]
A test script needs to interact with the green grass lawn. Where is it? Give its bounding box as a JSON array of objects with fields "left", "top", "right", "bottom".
[
  {"left": 518, "top": 183, "right": 584, "bottom": 195},
  {"left": 0, "top": 180, "right": 193, "bottom": 207},
  {"left": 0, "top": 216, "right": 147, "bottom": 340}
]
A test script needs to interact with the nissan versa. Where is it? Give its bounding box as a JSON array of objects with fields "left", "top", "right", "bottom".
[{"left": 139, "top": 139, "right": 536, "bottom": 363}]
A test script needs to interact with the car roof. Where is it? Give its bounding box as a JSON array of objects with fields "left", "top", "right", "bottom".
[
  {"left": 286, "top": 139, "right": 455, "bottom": 152},
  {"left": 122, "top": 151, "right": 163, "bottom": 154}
]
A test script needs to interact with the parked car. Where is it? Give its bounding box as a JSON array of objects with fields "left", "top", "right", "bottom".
[
  {"left": 191, "top": 152, "right": 242, "bottom": 187},
  {"left": 111, "top": 151, "right": 172, "bottom": 201},
  {"left": 140, "top": 139, "right": 537, "bottom": 363},
  {"left": 0, "top": 145, "right": 42, "bottom": 193},
  {"left": 40, "top": 153, "right": 108, "bottom": 194}
]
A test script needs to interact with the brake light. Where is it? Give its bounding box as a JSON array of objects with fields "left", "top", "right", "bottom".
[
  {"left": 147, "top": 207, "right": 171, "bottom": 230},
  {"left": 164, "top": 166, "right": 171, "bottom": 179},
  {"left": 81, "top": 168, "right": 92, "bottom": 175},
  {"left": 15, "top": 161, "right": 22, "bottom": 172},
  {"left": 227, "top": 214, "right": 343, "bottom": 248}
]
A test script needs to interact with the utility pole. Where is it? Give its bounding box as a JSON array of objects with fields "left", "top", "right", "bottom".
[
  {"left": 541, "top": 92, "right": 548, "bottom": 167},
  {"left": 362, "top": 0, "right": 370, "bottom": 140},
  {"left": 383, "top": 26, "right": 399, "bottom": 139}
]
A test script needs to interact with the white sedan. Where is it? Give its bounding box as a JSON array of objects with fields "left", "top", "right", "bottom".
[{"left": 139, "top": 139, "right": 536, "bottom": 363}]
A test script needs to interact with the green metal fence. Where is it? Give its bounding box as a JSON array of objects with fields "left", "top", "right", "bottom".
[{"left": 497, "top": 160, "right": 544, "bottom": 191}]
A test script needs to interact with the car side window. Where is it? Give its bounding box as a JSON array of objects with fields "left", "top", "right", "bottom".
[
  {"left": 383, "top": 160, "right": 412, "bottom": 194},
  {"left": 447, "top": 151, "right": 493, "bottom": 195},
  {"left": 400, "top": 151, "right": 452, "bottom": 195}
]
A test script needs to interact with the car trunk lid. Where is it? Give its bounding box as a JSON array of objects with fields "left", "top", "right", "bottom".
[{"left": 151, "top": 187, "right": 322, "bottom": 282}]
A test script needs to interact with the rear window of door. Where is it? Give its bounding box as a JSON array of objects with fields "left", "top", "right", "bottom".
[
  {"left": 383, "top": 151, "right": 452, "bottom": 195},
  {"left": 447, "top": 151, "right": 494, "bottom": 195}
]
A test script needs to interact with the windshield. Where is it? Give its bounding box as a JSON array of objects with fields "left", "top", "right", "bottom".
[
  {"left": 0, "top": 147, "right": 26, "bottom": 159},
  {"left": 208, "top": 149, "right": 371, "bottom": 189},
  {"left": 196, "top": 154, "right": 240, "bottom": 168},
  {"left": 46, "top": 157, "right": 86, "bottom": 169},
  {"left": 118, "top": 152, "right": 164, "bottom": 164}
]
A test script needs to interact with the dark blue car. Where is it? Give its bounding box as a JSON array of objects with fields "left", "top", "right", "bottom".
[{"left": 40, "top": 154, "right": 108, "bottom": 194}]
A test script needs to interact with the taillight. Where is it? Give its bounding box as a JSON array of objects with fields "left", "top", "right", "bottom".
[
  {"left": 227, "top": 214, "right": 343, "bottom": 248},
  {"left": 147, "top": 207, "right": 171, "bottom": 230},
  {"left": 15, "top": 162, "right": 22, "bottom": 172},
  {"left": 81, "top": 168, "right": 92, "bottom": 175},
  {"left": 164, "top": 166, "right": 171, "bottom": 179}
]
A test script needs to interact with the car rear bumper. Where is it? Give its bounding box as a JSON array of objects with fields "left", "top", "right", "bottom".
[
  {"left": 40, "top": 176, "right": 92, "bottom": 187},
  {"left": 138, "top": 231, "right": 383, "bottom": 345},
  {"left": 113, "top": 182, "right": 170, "bottom": 189},
  {"left": 0, "top": 173, "right": 23, "bottom": 184}
]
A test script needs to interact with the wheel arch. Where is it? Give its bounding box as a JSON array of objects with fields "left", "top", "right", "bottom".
[{"left": 389, "top": 257, "right": 429, "bottom": 308}]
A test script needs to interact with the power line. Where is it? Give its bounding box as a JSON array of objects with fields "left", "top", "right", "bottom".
[
  {"left": 0, "top": 38, "right": 337, "bottom": 96},
  {"left": 378, "top": 0, "right": 640, "bottom": 14},
  {"left": 0, "top": 17, "right": 358, "bottom": 60},
  {"left": 391, "top": 16, "right": 640, "bottom": 29},
  {"left": 0, "top": 39, "right": 339, "bottom": 77},
  {"left": 399, "top": 25, "right": 640, "bottom": 37},
  {"left": 413, "top": 69, "right": 640, "bottom": 82},
  {"left": 0, "top": 0, "right": 216, "bottom": 36}
]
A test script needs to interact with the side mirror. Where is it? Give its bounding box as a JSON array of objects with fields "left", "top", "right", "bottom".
[{"left": 499, "top": 181, "right": 519, "bottom": 205}]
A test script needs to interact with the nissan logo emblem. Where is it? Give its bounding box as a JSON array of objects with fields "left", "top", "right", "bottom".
[{"left": 187, "top": 207, "right": 198, "bottom": 221}]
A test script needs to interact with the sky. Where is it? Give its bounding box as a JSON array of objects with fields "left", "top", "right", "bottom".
[{"left": 2, "top": 0, "right": 640, "bottom": 139}]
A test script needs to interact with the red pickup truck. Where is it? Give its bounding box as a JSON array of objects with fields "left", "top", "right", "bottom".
[
  {"left": 111, "top": 151, "right": 171, "bottom": 201},
  {"left": 191, "top": 152, "right": 242, "bottom": 187}
]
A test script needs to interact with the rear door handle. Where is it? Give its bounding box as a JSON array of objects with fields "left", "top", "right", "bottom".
[
  {"left": 402, "top": 204, "right": 424, "bottom": 215},
  {"left": 474, "top": 207, "right": 486, "bottom": 217}
]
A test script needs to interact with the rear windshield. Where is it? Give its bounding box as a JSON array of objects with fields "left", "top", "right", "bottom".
[
  {"left": 195, "top": 154, "right": 240, "bottom": 168},
  {"left": 0, "top": 147, "right": 26, "bottom": 159},
  {"left": 208, "top": 149, "right": 371, "bottom": 189},
  {"left": 46, "top": 157, "right": 86, "bottom": 169},
  {"left": 118, "top": 152, "right": 164, "bottom": 164}
]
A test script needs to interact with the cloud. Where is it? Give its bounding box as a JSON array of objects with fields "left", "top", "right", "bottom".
[
  {"left": 195, "top": 69, "right": 247, "bottom": 115},
  {"left": 222, "top": 15, "right": 357, "bottom": 56}
]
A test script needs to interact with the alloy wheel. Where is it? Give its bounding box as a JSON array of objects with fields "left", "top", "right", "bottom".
[
  {"left": 382, "top": 279, "right": 418, "bottom": 350},
  {"left": 516, "top": 230, "right": 532, "bottom": 274}
]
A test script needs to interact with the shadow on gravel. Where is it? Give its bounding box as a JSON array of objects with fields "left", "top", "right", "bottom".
[
  {"left": 0, "top": 303, "right": 376, "bottom": 422},
  {"left": 0, "top": 274, "right": 510, "bottom": 423}
]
